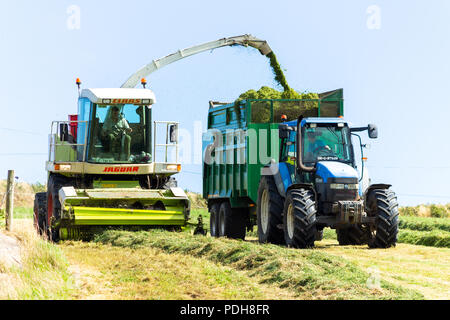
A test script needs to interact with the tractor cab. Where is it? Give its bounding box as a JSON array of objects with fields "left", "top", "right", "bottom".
[
  {"left": 279, "top": 117, "right": 378, "bottom": 215},
  {"left": 281, "top": 117, "right": 354, "bottom": 168}
]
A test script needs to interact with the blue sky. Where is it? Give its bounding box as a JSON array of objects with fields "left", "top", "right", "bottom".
[{"left": 1, "top": 0, "right": 449, "bottom": 206}]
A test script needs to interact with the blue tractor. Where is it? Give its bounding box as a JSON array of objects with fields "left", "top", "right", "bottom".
[{"left": 258, "top": 116, "right": 399, "bottom": 248}]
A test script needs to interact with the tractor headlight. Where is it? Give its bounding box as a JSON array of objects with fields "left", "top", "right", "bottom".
[{"left": 330, "top": 183, "right": 359, "bottom": 190}]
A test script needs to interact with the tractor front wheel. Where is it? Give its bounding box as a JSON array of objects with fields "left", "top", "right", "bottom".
[
  {"left": 366, "top": 188, "right": 399, "bottom": 248},
  {"left": 283, "top": 188, "right": 317, "bottom": 248}
]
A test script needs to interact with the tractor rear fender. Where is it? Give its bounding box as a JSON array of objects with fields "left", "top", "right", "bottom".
[{"left": 261, "top": 162, "right": 290, "bottom": 198}]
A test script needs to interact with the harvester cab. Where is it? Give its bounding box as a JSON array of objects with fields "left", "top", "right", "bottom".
[{"left": 33, "top": 84, "right": 190, "bottom": 241}]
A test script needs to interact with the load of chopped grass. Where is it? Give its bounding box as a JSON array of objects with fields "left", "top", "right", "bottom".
[
  {"left": 238, "top": 86, "right": 318, "bottom": 101},
  {"left": 234, "top": 86, "right": 319, "bottom": 124},
  {"left": 94, "top": 229, "right": 422, "bottom": 300},
  {"left": 231, "top": 52, "right": 319, "bottom": 123}
]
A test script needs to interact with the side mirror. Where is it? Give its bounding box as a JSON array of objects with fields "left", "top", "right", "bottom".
[
  {"left": 278, "top": 124, "right": 289, "bottom": 139},
  {"left": 169, "top": 124, "right": 178, "bottom": 143},
  {"left": 368, "top": 124, "right": 378, "bottom": 139}
]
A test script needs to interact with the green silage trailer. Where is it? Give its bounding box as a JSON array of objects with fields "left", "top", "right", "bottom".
[{"left": 202, "top": 89, "right": 344, "bottom": 239}]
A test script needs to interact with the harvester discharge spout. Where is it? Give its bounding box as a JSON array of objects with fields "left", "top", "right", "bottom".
[{"left": 121, "top": 34, "right": 272, "bottom": 88}]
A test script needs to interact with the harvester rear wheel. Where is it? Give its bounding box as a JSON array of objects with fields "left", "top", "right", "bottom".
[
  {"left": 33, "top": 192, "right": 47, "bottom": 236},
  {"left": 283, "top": 188, "right": 317, "bottom": 248},
  {"left": 47, "top": 174, "right": 72, "bottom": 242},
  {"left": 257, "top": 176, "right": 284, "bottom": 244},
  {"left": 366, "top": 189, "right": 399, "bottom": 248},
  {"left": 218, "top": 202, "right": 246, "bottom": 240},
  {"left": 209, "top": 203, "right": 219, "bottom": 237}
]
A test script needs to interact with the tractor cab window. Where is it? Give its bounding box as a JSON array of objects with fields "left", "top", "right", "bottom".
[
  {"left": 302, "top": 124, "right": 352, "bottom": 165},
  {"left": 87, "top": 104, "right": 151, "bottom": 163},
  {"left": 284, "top": 130, "right": 297, "bottom": 165}
]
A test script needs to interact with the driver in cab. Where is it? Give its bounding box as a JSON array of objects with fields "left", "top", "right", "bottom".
[
  {"left": 101, "top": 106, "right": 132, "bottom": 160},
  {"left": 305, "top": 130, "right": 331, "bottom": 160}
]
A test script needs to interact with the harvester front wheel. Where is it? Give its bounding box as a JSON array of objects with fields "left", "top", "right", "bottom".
[
  {"left": 47, "top": 174, "right": 72, "bottom": 242},
  {"left": 209, "top": 203, "right": 219, "bottom": 237},
  {"left": 366, "top": 188, "right": 399, "bottom": 248},
  {"left": 257, "top": 176, "right": 284, "bottom": 244},
  {"left": 218, "top": 202, "right": 246, "bottom": 240},
  {"left": 283, "top": 188, "right": 317, "bottom": 248},
  {"left": 33, "top": 192, "right": 47, "bottom": 235}
]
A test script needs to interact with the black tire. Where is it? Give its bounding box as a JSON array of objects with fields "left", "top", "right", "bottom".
[
  {"left": 209, "top": 203, "right": 220, "bottom": 237},
  {"left": 218, "top": 202, "right": 246, "bottom": 240},
  {"left": 33, "top": 192, "right": 47, "bottom": 235},
  {"left": 366, "top": 188, "right": 399, "bottom": 248},
  {"left": 336, "top": 225, "right": 369, "bottom": 245},
  {"left": 256, "top": 176, "right": 284, "bottom": 244},
  {"left": 283, "top": 188, "right": 317, "bottom": 248},
  {"left": 47, "top": 174, "right": 72, "bottom": 242}
]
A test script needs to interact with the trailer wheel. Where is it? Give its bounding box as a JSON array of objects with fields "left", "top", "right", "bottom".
[
  {"left": 315, "top": 229, "right": 324, "bottom": 241},
  {"left": 257, "top": 176, "right": 284, "bottom": 244},
  {"left": 283, "top": 188, "right": 317, "bottom": 248},
  {"left": 47, "top": 174, "right": 72, "bottom": 242},
  {"left": 336, "top": 225, "right": 369, "bottom": 245},
  {"left": 218, "top": 202, "right": 246, "bottom": 240},
  {"left": 209, "top": 203, "right": 220, "bottom": 237},
  {"left": 366, "top": 189, "right": 399, "bottom": 248},
  {"left": 33, "top": 192, "right": 47, "bottom": 236}
]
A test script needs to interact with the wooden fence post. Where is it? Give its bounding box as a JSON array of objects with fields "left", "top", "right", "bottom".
[{"left": 5, "top": 170, "right": 15, "bottom": 231}]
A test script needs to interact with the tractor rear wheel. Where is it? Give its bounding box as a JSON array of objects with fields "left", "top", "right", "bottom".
[
  {"left": 336, "top": 225, "right": 369, "bottom": 245},
  {"left": 366, "top": 188, "right": 399, "bottom": 248},
  {"left": 218, "top": 202, "right": 246, "bottom": 240},
  {"left": 209, "top": 203, "right": 220, "bottom": 237},
  {"left": 257, "top": 176, "right": 284, "bottom": 244},
  {"left": 33, "top": 192, "right": 47, "bottom": 236},
  {"left": 283, "top": 188, "right": 317, "bottom": 248}
]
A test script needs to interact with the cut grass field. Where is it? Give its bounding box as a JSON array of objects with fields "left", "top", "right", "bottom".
[
  {"left": 62, "top": 242, "right": 297, "bottom": 300},
  {"left": 1, "top": 206, "right": 449, "bottom": 300},
  {"left": 93, "top": 229, "right": 424, "bottom": 300},
  {"left": 0, "top": 220, "right": 74, "bottom": 299}
]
